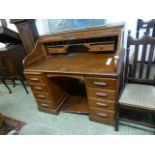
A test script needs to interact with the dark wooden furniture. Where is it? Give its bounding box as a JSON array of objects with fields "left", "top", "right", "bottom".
[
  {"left": 0, "top": 26, "right": 21, "bottom": 43},
  {"left": 23, "top": 23, "right": 125, "bottom": 127},
  {"left": 0, "top": 54, "right": 29, "bottom": 94},
  {"left": 0, "top": 26, "right": 28, "bottom": 93},
  {"left": 0, "top": 57, "right": 12, "bottom": 93},
  {"left": 10, "top": 19, "right": 39, "bottom": 54},
  {"left": 0, "top": 26, "right": 25, "bottom": 72},
  {"left": 115, "top": 31, "right": 155, "bottom": 131}
]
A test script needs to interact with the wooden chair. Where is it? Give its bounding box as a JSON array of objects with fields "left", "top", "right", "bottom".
[
  {"left": 129, "top": 19, "right": 155, "bottom": 79},
  {"left": 136, "top": 19, "right": 155, "bottom": 38},
  {"left": 130, "top": 19, "right": 155, "bottom": 63},
  {"left": 115, "top": 31, "right": 155, "bottom": 131},
  {"left": 0, "top": 56, "right": 29, "bottom": 94},
  {"left": 136, "top": 19, "right": 155, "bottom": 64}
]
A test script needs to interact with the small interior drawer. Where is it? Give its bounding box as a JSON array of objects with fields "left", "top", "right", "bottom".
[
  {"left": 87, "top": 88, "right": 116, "bottom": 101},
  {"left": 88, "top": 99, "right": 115, "bottom": 111},
  {"left": 85, "top": 77, "right": 116, "bottom": 90},
  {"left": 85, "top": 43, "right": 114, "bottom": 52},
  {"left": 89, "top": 107, "right": 115, "bottom": 125},
  {"left": 25, "top": 74, "right": 46, "bottom": 84},
  {"left": 47, "top": 45, "right": 69, "bottom": 54}
]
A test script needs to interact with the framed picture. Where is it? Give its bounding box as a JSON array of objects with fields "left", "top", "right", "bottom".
[{"left": 47, "top": 19, "right": 106, "bottom": 33}]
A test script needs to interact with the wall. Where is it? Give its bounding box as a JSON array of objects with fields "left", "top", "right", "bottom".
[
  {"left": 0, "top": 19, "right": 150, "bottom": 49},
  {"left": 36, "top": 19, "right": 138, "bottom": 37}
]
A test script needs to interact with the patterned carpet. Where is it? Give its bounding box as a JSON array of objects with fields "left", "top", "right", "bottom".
[{"left": 0, "top": 115, "right": 25, "bottom": 135}]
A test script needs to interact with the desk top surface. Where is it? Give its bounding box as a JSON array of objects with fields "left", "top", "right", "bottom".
[{"left": 25, "top": 52, "right": 119, "bottom": 77}]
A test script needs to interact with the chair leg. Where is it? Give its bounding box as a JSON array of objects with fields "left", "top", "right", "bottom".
[
  {"left": 20, "top": 76, "right": 29, "bottom": 94},
  {"left": 1, "top": 79, "right": 12, "bottom": 94},
  {"left": 115, "top": 103, "right": 120, "bottom": 131},
  {"left": 12, "top": 79, "right": 16, "bottom": 87}
]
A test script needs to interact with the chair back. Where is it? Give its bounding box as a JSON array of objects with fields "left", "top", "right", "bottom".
[
  {"left": 125, "top": 31, "right": 155, "bottom": 85},
  {"left": 136, "top": 19, "right": 155, "bottom": 38}
]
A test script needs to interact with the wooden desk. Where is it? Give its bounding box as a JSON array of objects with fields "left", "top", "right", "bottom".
[{"left": 24, "top": 23, "right": 125, "bottom": 127}]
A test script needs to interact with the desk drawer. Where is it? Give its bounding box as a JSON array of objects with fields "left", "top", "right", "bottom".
[
  {"left": 25, "top": 74, "right": 46, "bottom": 84},
  {"left": 47, "top": 45, "right": 69, "bottom": 54},
  {"left": 30, "top": 84, "right": 48, "bottom": 93},
  {"left": 87, "top": 88, "right": 116, "bottom": 101},
  {"left": 37, "top": 100, "right": 54, "bottom": 109},
  {"left": 85, "top": 77, "right": 116, "bottom": 90},
  {"left": 88, "top": 99, "right": 115, "bottom": 111},
  {"left": 89, "top": 107, "right": 115, "bottom": 125},
  {"left": 33, "top": 92, "right": 53, "bottom": 101},
  {"left": 85, "top": 43, "right": 114, "bottom": 52}
]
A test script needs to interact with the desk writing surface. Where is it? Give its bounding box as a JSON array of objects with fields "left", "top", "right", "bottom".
[{"left": 25, "top": 52, "right": 118, "bottom": 76}]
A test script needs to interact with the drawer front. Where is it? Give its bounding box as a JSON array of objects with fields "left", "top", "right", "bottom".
[
  {"left": 90, "top": 107, "right": 115, "bottom": 125},
  {"left": 88, "top": 44, "right": 114, "bottom": 52},
  {"left": 37, "top": 100, "right": 54, "bottom": 109},
  {"left": 88, "top": 99, "right": 115, "bottom": 111},
  {"left": 33, "top": 92, "right": 53, "bottom": 101},
  {"left": 85, "top": 43, "right": 114, "bottom": 52},
  {"left": 47, "top": 45, "right": 69, "bottom": 54},
  {"left": 87, "top": 88, "right": 116, "bottom": 101},
  {"left": 85, "top": 77, "right": 116, "bottom": 90},
  {"left": 25, "top": 74, "right": 46, "bottom": 84},
  {"left": 30, "top": 84, "right": 48, "bottom": 93}
]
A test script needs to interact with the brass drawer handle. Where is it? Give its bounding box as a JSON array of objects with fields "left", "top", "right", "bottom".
[
  {"left": 95, "top": 92, "right": 107, "bottom": 97},
  {"left": 96, "top": 102, "right": 108, "bottom": 107},
  {"left": 30, "top": 78, "right": 39, "bottom": 81},
  {"left": 40, "top": 104, "right": 48, "bottom": 107},
  {"left": 37, "top": 95, "right": 45, "bottom": 99},
  {"left": 93, "top": 81, "right": 107, "bottom": 86},
  {"left": 97, "top": 112, "right": 108, "bottom": 118},
  {"left": 34, "top": 86, "right": 43, "bottom": 91}
]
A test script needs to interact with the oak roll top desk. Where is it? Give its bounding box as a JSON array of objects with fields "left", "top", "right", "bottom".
[{"left": 23, "top": 23, "right": 125, "bottom": 126}]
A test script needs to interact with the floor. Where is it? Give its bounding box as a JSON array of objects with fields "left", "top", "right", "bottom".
[{"left": 0, "top": 83, "right": 154, "bottom": 135}]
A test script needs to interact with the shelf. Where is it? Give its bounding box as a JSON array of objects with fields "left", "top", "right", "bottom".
[
  {"left": 45, "top": 35, "right": 116, "bottom": 54},
  {"left": 62, "top": 95, "right": 89, "bottom": 114}
]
